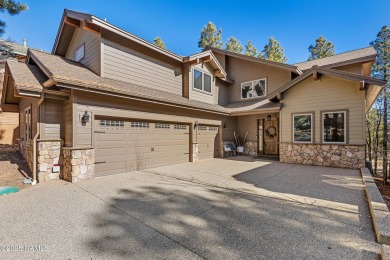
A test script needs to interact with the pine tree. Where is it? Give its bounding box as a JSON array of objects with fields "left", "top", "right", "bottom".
[
  {"left": 244, "top": 40, "right": 258, "bottom": 57},
  {"left": 308, "top": 36, "right": 335, "bottom": 61},
  {"left": 371, "top": 25, "right": 390, "bottom": 184},
  {"left": 153, "top": 37, "right": 166, "bottom": 49},
  {"left": 258, "top": 37, "right": 287, "bottom": 63},
  {"left": 225, "top": 37, "right": 243, "bottom": 54},
  {"left": 198, "top": 22, "right": 223, "bottom": 49},
  {"left": 0, "top": 0, "right": 28, "bottom": 37}
]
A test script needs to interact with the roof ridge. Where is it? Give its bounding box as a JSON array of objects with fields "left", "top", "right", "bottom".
[{"left": 293, "top": 46, "right": 375, "bottom": 65}]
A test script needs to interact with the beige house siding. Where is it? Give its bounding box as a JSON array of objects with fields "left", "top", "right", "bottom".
[
  {"left": 189, "top": 63, "right": 215, "bottom": 104},
  {"left": 213, "top": 52, "right": 226, "bottom": 70},
  {"left": 65, "top": 27, "right": 101, "bottom": 75},
  {"left": 64, "top": 98, "right": 73, "bottom": 147},
  {"left": 102, "top": 39, "right": 183, "bottom": 95},
  {"left": 334, "top": 64, "right": 362, "bottom": 75},
  {"left": 280, "top": 75, "right": 365, "bottom": 145},
  {"left": 226, "top": 56, "right": 291, "bottom": 102},
  {"left": 41, "top": 99, "right": 63, "bottom": 140},
  {"left": 0, "top": 112, "right": 18, "bottom": 144},
  {"left": 216, "top": 78, "right": 229, "bottom": 106}
]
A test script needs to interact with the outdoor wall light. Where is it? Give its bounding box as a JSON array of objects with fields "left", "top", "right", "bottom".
[
  {"left": 223, "top": 123, "right": 228, "bottom": 129},
  {"left": 194, "top": 121, "right": 199, "bottom": 129},
  {"left": 81, "top": 111, "right": 90, "bottom": 126},
  {"left": 267, "top": 114, "right": 272, "bottom": 121}
]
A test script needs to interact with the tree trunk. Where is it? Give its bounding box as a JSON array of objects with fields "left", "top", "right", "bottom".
[{"left": 384, "top": 89, "right": 388, "bottom": 185}]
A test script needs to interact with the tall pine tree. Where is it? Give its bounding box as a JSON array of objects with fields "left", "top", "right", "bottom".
[
  {"left": 225, "top": 37, "right": 243, "bottom": 53},
  {"left": 258, "top": 37, "right": 287, "bottom": 63},
  {"left": 153, "top": 37, "right": 166, "bottom": 49},
  {"left": 371, "top": 25, "right": 390, "bottom": 184},
  {"left": 308, "top": 36, "right": 335, "bottom": 60},
  {"left": 244, "top": 40, "right": 258, "bottom": 57},
  {"left": 0, "top": 0, "right": 28, "bottom": 37},
  {"left": 198, "top": 22, "right": 223, "bottom": 49}
]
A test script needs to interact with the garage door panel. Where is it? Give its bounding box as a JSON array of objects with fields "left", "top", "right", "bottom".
[{"left": 94, "top": 119, "right": 193, "bottom": 177}]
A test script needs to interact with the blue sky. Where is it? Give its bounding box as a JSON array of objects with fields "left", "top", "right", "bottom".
[{"left": 2, "top": 0, "right": 390, "bottom": 63}]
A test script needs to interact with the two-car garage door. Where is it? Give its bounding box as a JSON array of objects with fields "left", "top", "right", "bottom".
[{"left": 94, "top": 118, "right": 219, "bottom": 177}]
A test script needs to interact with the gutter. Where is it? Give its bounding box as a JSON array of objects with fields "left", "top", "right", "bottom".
[{"left": 31, "top": 94, "right": 44, "bottom": 185}]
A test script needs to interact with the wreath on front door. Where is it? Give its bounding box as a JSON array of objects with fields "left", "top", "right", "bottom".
[{"left": 265, "top": 126, "right": 277, "bottom": 138}]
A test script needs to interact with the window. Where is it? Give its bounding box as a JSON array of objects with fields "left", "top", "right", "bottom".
[
  {"left": 131, "top": 122, "right": 150, "bottom": 128},
  {"left": 209, "top": 126, "right": 218, "bottom": 131},
  {"left": 293, "top": 113, "right": 313, "bottom": 143},
  {"left": 100, "top": 120, "right": 124, "bottom": 127},
  {"left": 24, "top": 107, "right": 31, "bottom": 141},
  {"left": 75, "top": 44, "right": 85, "bottom": 62},
  {"left": 174, "top": 125, "right": 187, "bottom": 130},
  {"left": 155, "top": 123, "right": 170, "bottom": 129},
  {"left": 198, "top": 126, "right": 207, "bottom": 130},
  {"left": 322, "top": 111, "right": 346, "bottom": 143},
  {"left": 241, "top": 79, "right": 266, "bottom": 99},
  {"left": 193, "top": 69, "right": 212, "bottom": 93}
]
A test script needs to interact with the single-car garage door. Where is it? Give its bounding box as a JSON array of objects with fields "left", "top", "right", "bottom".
[
  {"left": 94, "top": 119, "right": 190, "bottom": 176},
  {"left": 197, "top": 125, "right": 219, "bottom": 160}
]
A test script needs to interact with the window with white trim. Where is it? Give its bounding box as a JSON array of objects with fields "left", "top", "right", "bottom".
[
  {"left": 241, "top": 79, "right": 266, "bottom": 99},
  {"left": 322, "top": 111, "right": 346, "bottom": 143},
  {"left": 24, "top": 107, "right": 32, "bottom": 141},
  {"left": 193, "top": 69, "right": 212, "bottom": 93},
  {"left": 293, "top": 113, "right": 313, "bottom": 143},
  {"left": 75, "top": 44, "right": 85, "bottom": 62},
  {"left": 198, "top": 126, "right": 207, "bottom": 130}
]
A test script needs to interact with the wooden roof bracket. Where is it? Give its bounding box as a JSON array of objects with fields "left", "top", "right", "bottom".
[
  {"left": 276, "top": 92, "right": 283, "bottom": 101},
  {"left": 82, "top": 20, "right": 101, "bottom": 35},
  {"left": 64, "top": 15, "right": 80, "bottom": 27},
  {"left": 313, "top": 70, "right": 319, "bottom": 81},
  {"left": 360, "top": 80, "right": 366, "bottom": 91}
]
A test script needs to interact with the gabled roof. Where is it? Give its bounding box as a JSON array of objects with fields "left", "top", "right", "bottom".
[
  {"left": 268, "top": 66, "right": 386, "bottom": 101},
  {"left": 53, "top": 9, "right": 183, "bottom": 61},
  {"left": 27, "top": 49, "right": 232, "bottom": 115},
  {"left": 225, "top": 97, "right": 280, "bottom": 115},
  {"left": 183, "top": 50, "right": 230, "bottom": 81},
  {"left": 205, "top": 47, "right": 302, "bottom": 75},
  {"left": 0, "top": 40, "right": 28, "bottom": 57},
  {"left": 6, "top": 61, "right": 45, "bottom": 93},
  {"left": 294, "top": 47, "right": 377, "bottom": 71}
]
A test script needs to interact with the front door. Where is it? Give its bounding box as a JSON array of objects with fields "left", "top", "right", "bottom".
[{"left": 263, "top": 118, "right": 278, "bottom": 155}]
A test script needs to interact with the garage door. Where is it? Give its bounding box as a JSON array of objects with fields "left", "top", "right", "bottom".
[
  {"left": 197, "top": 125, "right": 219, "bottom": 160},
  {"left": 94, "top": 119, "right": 190, "bottom": 176}
]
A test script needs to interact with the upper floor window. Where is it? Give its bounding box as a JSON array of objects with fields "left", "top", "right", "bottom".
[
  {"left": 322, "top": 111, "right": 347, "bottom": 144},
  {"left": 75, "top": 44, "right": 85, "bottom": 62},
  {"left": 193, "top": 69, "right": 212, "bottom": 93},
  {"left": 241, "top": 79, "right": 266, "bottom": 99}
]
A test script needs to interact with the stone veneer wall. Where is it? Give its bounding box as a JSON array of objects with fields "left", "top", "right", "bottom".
[
  {"left": 192, "top": 143, "right": 199, "bottom": 162},
  {"left": 62, "top": 148, "right": 95, "bottom": 183},
  {"left": 21, "top": 143, "right": 33, "bottom": 173},
  {"left": 0, "top": 144, "right": 19, "bottom": 152},
  {"left": 279, "top": 143, "right": 365, "bottom": 169},
  {"left": 243, "top": 141, "right": 257, "bottom": 156},
  {"left": 37, "top": 140, "right": 62, "bottom": 182}
]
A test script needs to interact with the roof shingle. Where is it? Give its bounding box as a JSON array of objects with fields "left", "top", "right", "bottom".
[
  {"left": 294, "top": 47, "right": 376, "bottom": 71},
  {"left": 7, "top": 61, "right": 46, "bottom": 92}
]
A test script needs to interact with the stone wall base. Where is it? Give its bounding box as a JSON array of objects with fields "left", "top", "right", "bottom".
[
  {"left": 62, "top": 148, "right": 95, "bottom": 182},
  {"left": 243, "top": 141, "right": 257, "bottom": 156},
  {"left": 0, "top": 144, "right": 19, "bottom": 153},
  {"left": 279, "top": 143, "right": 365, "bottom": 169},
  {"left": 192, "top": 143, "right": 199, "bottom": 162},
  {"left": 37, "top": 140, "right": 62, "bottom": 182}
]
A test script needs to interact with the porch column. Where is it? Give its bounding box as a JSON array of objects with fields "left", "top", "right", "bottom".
[{"left": 218, "top": 125, "right": 223, "bottom": 158}]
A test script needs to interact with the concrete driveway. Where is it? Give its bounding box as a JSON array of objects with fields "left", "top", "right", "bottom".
[{"left": 0, "top": 157, "right": 380, "bottom": 259}]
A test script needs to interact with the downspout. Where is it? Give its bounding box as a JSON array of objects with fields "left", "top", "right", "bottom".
[{"left": 31, "top": 94, "right": 44, "bottom": 185}]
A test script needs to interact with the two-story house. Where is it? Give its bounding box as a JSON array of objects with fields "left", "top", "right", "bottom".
[{"left": 1, "top": 9, "right": 385, "bottom": 183}]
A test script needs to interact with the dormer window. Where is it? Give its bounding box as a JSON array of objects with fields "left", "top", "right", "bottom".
[
  {"left": 74, "top": 44, "right": 85, "bottom": 62},
  {"left": 193, "top": 69, "right": 212, "bottom": 93},
  {"left": 241, "top": 79, "right": 266, "bottom": 99}
]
